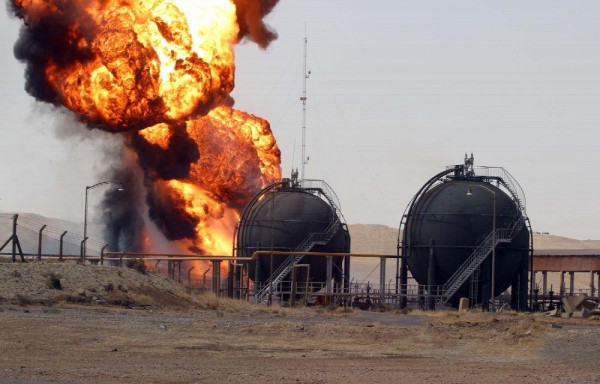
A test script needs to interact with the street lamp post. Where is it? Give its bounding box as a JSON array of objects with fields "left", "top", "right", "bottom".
[
  {"left": 467, "top": 184, "right": 496, "bottom": 311},
  {"left": 83, "top": 180, "right": 124, "bottom": 261}
]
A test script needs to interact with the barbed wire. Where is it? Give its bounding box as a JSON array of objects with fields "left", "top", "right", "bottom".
[{"left": 0, "top": 214, "right": 108, "bottom": 254}]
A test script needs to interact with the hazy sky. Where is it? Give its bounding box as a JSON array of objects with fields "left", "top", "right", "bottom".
[{"left": 1, "top": 1, "right": 599, "bottom": 240}]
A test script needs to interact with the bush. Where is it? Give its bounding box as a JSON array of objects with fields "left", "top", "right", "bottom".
[
  {"left": 15, "top": 294, "right": 33, "bottom": 306},
  {"left": 126, "top": 259, "right": 147, "bottom": 274},
  {"left": 46, "top": 273, "right": 62, "bottom": 290}
]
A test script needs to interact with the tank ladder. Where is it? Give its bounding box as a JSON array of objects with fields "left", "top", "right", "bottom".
[
  {"left": 255, "top": 180, "right": 344, "bottom": 303},
  {"left": 441, "top": 215, "right": 525, "bottom": 305}
]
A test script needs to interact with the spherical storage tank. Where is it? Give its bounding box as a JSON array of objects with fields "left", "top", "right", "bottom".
[
  {"left": 401, "top": 155, "right": 531, "bottom": 310},
  {"left": 235, "top": 177, "right": 350, "bottom": 291}
]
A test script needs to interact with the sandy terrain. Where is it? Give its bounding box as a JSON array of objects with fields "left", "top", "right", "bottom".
[{"left": 0, "top": 261, "right": 599, "bottom": 384}]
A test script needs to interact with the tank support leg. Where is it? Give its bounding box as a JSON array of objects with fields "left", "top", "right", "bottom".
[
  {"left": 380, "top": 257, "right": 386, "bottom": 308},
  {"left": 427, "top": 240, "right": 436, "bottom": 310},
  {"left": 212, "top": 261, "right": 221, "bottom": 296},
  {"left": 399, "top": 255, "right": 408, "bottom": 309},
  {"left": 542, "top": 271, "right": 548, "bottom": 308},
  {"left": 344, "top": 255, "right": 351, "bottom": 301},
  {"left": 326, "top": 256, "right": 333, "bottom": 299},
  {"left": 569, "top": 272, "right": 575, "bottom": 295}
]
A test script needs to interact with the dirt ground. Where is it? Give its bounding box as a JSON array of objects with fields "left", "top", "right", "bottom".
[{"left": 0, "top": 261, "right": 599, "bottom": 384}]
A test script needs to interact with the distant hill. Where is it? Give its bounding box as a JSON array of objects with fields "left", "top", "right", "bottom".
[
  {"left": 533, "top": 233, "right": 600, "bottom": 253},
  {"left": 2, "top": 214, "right": 598, "bottom": 289},
  {"left": 347, "top": 223, "right": 600, "bottom": 289},
  {"left": 347, "top": 224, "right": 398, "bottom": 285},
  {"left": 348, "top": 223, "right": 600, "bottom": 254}
]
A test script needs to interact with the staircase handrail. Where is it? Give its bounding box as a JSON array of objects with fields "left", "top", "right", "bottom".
[
  {"left": 442, "top": 213, "right": 525, "bottom": 304},
  {"left": 255, "top": 181, "right": 345, "bottom": 303},
  {"left": 474, "top": 166, "right": 527, "bottom": 212},
  {"left": 255, "top": 216, "right": 342, "bottom": 302}
]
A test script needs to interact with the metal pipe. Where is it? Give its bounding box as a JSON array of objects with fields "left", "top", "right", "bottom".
[
  {"left": 326, "top": 256, "right": 332, "bottom": 298},
  {"left": 211, "top": 261, "right": 221, "bottom": 295},
  {"left": 104, "top": 250, "right": 401, "bottom": 260},
  {"left": 380, "top": 257, "right": 386, "bottom": 308},
  {"left": 291, "top": 265, "right": 297, "bottom": 307}
]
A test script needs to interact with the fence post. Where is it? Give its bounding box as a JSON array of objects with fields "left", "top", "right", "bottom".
[
  {"left": 59, "top": 231, "right": 67, "bottom": 261},
  {"left": 100, "top": 244, "right": 108, "bottom": 265},
  {"left": 12, "top": 214, "right": 18, "bottom": 262},
  {"left": 0, "top": 214, "right": 24, "bottom": 262},
  {"left": 37, "top": 225, "right": 47, "bottom": 260},
  {"left": 187, "top": 266, "right": 195, "bottom": 288},
  {"left": 79, "top": 237, "right": 88, "bottom": 263}
]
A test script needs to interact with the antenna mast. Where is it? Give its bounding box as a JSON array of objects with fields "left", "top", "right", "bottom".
[{"left": 300, "top": 34, "right": 310, "bottom": 180}]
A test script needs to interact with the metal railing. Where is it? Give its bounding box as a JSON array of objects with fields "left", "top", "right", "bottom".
[
  {"left": 255, "top": 180, "right": 346, "bottom": 303},
  {"left": 441, "top": 214, "right": 526, "bottom": 304},
  {"left": 475, "top": 166, "right": 526, "bottom": 211}
]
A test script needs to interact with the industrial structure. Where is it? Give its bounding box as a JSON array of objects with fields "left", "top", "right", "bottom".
[
  {"left": 5, "top": 155, "right": 600, "bottom": 312},
  {"left": 233, "top": 172, "right": 351, "bottom": 304},
  {"left": 399, "top": 154, "right": 533, "bottom": 311}
]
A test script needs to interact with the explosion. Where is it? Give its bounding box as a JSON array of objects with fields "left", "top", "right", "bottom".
[{"left": 9, "top": 0, "right": 282, "bottom": 261}]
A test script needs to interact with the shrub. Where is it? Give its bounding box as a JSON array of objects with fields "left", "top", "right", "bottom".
[
  {"left": 15, "top": 294, "right": 32, "bottom": 306},
  {"left": 126, "top": 259, "right": 147, "bottom": 274},
  {"left": 46, "top": 273, "right": 62, "bottom": 290}
]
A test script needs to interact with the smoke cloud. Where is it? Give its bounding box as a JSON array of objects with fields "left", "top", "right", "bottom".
[
  {"left": 101, "top": 154, "right": 146, "bottom": 252},
  {"left": 233, "top": 0, "right": 280, "bottom": 48},
  {"left": 8, "top": 0, "right": 282, "bottom": 254}
]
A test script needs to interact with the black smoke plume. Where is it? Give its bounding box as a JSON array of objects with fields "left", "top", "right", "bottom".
[
  {"left": 11, "top": 0, "right": 97, "bottom": 105},
  {"left": 101, "top": 150, "right": 146, "bottom": 252},
  {"left": 131, "top": 123, "right": 200, "bottom": 181},
  {"left": 233, "top": 0, "right": 280, "bottom": 48}
]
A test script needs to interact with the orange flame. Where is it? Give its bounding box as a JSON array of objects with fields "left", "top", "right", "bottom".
[
  {"left": 140, "top": 106, "right": 281, "bottom": 255},
  {"left": 15, "top": 0, "right": 239, "bottom": 131},
  {"left": 12, "top": 0, "right": 282, "bottom": 259}
]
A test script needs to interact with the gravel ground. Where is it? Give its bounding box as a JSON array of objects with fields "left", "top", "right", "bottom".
[{"left": 0, "top": 260, "right": 598, "bottom": 383}]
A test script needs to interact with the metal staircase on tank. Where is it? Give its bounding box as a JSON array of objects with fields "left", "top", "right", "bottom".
[
  {"left": 255, "top": 180, "right": 344, "bottom": 304},
  {"left": 441, "top": 214, "right": 526, "bottom": 306}
]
